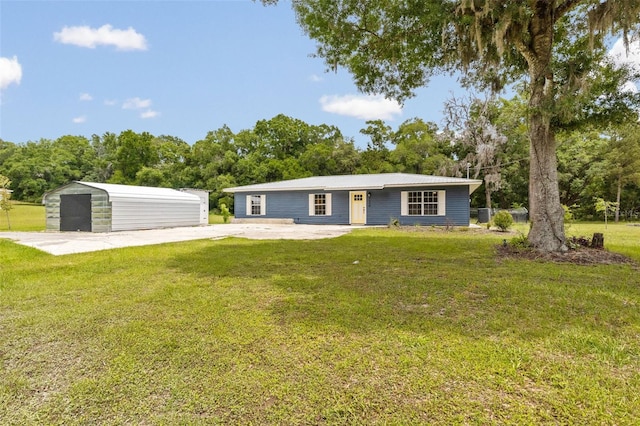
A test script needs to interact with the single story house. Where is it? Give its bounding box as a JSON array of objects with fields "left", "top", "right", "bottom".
[
  {"left": 43, "top": 182, "right": 203, "bottom": 232},
  {"left": 224, "top": 173, "right": 482, "bottom": 226}
]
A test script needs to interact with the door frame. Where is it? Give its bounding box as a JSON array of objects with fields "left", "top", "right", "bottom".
[{"left": 349, "top": 191, "right": 367, "bottom": 225}]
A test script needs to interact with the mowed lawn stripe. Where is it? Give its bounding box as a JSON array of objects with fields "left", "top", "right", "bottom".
[{"left": 1, "top": 228, "right": 639, "bottom": 424}]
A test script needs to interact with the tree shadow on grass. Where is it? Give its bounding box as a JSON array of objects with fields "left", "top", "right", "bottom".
[
  {"left": 165, "top": 236, "right": 478, "bottom": 333},
  {"left": 163, "top": 234, "right": 640, "bottom": 341}
]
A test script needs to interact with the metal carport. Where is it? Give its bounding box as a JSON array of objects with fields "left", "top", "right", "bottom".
[{"left": 43, "top": 182, "right": 202, "bottom": 232}]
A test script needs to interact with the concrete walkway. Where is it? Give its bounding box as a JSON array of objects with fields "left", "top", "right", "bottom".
[{"left": 1, "top": 224, "right": 360, "bottom": 256}]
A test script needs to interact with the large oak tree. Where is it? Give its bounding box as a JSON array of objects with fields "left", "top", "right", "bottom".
[{"left": 264, "top": 0, "right": 640, "bottom": 252}]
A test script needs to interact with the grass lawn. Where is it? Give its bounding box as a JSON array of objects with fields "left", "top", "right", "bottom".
[
  {"left": 0, "top": 202, "right": 230, "bottom": 231},
  {"left": 564, "top": 221, "right": 640, "bottom": 261},
  {"left": 0, "top": 202, "right": 46, "bottom": 231},
  {"left": 1, "top": 224, "right": 639, "bottom": 424},
  {"left": 208, "top": 211, "right": 233, "bottom": 225}
]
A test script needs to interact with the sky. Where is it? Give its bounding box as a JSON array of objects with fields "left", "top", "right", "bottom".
[{"left": 1, "top": 1, "right": 639, "bottom": 149}]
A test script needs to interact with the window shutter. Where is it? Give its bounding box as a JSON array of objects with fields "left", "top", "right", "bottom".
[
  {"left": 246, "top": 195, "right": 251, "bottom": 216},
  {"left": 309, "top": 194, "right": 315, "bottom": 216},
  {"left": 260, "top": 195, "right": 266, "bottom": 215},
  {"left": 437, "top": 190, "right": 446, "bottom": 216},
  {"left": 401, "top": 191, "right": 408, "bottom": 216},
  {"left": 326, "top": 193, "right": 332, "bottom": 216}
]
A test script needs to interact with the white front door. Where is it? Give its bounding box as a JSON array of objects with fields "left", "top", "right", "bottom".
[{"left": 350, "top": 191, "right": 366, "bottom": 225}]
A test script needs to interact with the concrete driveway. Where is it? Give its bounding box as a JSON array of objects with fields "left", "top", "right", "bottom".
[{"left": 1, "top": 224, "right": 359, "bottom": 256}]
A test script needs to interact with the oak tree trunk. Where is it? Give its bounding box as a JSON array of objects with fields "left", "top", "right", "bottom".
[
  {"left": 525, "top": 3, "right": 567, "bottom": 252},
  {"left": 527, "top": 111, "right": 566, "bottom": 251},
  {"left": 485, "top": 184, "right": 492, "bottom": 209}
]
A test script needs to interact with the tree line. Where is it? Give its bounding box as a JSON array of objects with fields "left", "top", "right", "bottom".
[{"left": 1, "top": 97, "right": 639, "bottom": 220}]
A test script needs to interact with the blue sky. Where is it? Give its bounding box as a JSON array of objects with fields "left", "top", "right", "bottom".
[
  {"left": 0, "top": 0, "right": 470, "bottom": 148},
  {"left": 1, "top": 1, "right": 638, "bottom": 148}
]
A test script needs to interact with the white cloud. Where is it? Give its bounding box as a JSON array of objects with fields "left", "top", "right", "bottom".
[
  {"left": 621, "top": 80, "right": 638, "bottom": 94},
  {"left": 0, "top": 56, "right": 22, "bottom": 90},
  {"left": 121, "top": 97, "right": 159, "bottom": 118},
  {"left": 140, "top": 109, "right": 159, "bottom": 119},
  {"left": 608, "top": 38, "right": 640, "bottom": 94},
  {"left": 104, "top": 99, "right": 118, "bottom": 106},
  {"left": 319, "top": 94, "right": 402, "bottom": 120},
  {"left": 309, "top": 74, "right": 323, "bottom": 83},
  {"left": 72, "top": 115, "right": 87, "bottom": 124},
  {"left": 122, "top": 97, "right": 152, "bottom": 109},
  {"left": 609, "top": 38, "right": 640, "bottom": 71},
  {"left": 54, "top": 24, "right": 148, "bottom": 51},
  {"left": 79, "top": 92, "right": 93, "bottom": 101}
]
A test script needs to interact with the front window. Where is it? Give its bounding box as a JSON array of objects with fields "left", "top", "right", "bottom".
[
  {"left": 309, "top": 193, "right": 332, "bottom": 216},
  {"left": 314, "top": 194, "right": 327, "bottom": 215},
  {"left": 248, "top": 194, "right": 264, "bottom": 215},
  {"left": 407, "top": 191, "right": 439, "bottom": 216}
]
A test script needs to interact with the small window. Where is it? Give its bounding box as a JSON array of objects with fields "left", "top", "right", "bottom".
[
  {"left": 246, "top": 194, "right": 265, "bottom": 216},
  {"left": 408, "top": 191, "right": 422, "bottom": 215},
  {"left": 309, "top": 193, "right": 332, "bottom": 216},
  {"left": 251, "top": 195, "right": 262, "bottom": 215},
  {"left": 423, "top": 191, "right": 439, "bottom": 215},
  {"left": 315, "top": 194, "right": 326, "bottom": 215}
]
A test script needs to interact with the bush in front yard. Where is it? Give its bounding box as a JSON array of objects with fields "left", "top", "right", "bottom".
[{"left": 492, "top": 210, "right": 514, "bottom": 232}]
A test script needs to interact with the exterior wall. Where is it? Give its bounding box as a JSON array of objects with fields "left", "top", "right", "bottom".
[
  {"left": 396, "top": 186, "right": 470, "bottom": 226},
  {"left": 43, "top": 183, "right": 111, "bottom": 232},
  {"left": 110, "top": 198, "right": 200, "bottom": 231},
  {"left": 233, "top": 190, "right": 349, "bottom": 224},
  {"left": 233, "top": 185, "right": 471, "bottom": 226},
  {"left": 180, "top": 189, "right": 210, "bottom": 225}
]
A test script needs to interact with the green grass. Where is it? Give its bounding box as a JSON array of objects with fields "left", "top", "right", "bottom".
[
  {"left": 0, "top": 202, "right": 46, "bottom": 231},
  {"left": 208, "top": 212, "right": 234, "bottom": 224},
  {"left": 507, "top": 221, "right": 640, "bottom": 261},
  {"left": 564, "top": 221, "right": 640, "bottom": 260},
  {"left": 1, "top": 226, "right": 639, "bottom": 424}
]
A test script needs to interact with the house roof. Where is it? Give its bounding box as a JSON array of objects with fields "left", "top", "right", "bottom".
[
  {"left": 224, "top": 173, "right": 483, "bottom": 194},
  {"left": 44, "top": 182, "right": 200, "bottom": 202}
]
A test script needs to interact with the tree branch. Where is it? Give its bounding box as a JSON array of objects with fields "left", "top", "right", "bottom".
[{"left": 556, "top": 0, "right": 583, "bottom": 21}]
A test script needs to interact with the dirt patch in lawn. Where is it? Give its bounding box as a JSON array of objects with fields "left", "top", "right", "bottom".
[{"left": 496, "top": 244, "right": 637, "bottom": 266}]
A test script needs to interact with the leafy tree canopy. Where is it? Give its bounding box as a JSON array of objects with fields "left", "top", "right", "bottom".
[{"left": 262, "top": 0, "right": 640, "bottom": 251}]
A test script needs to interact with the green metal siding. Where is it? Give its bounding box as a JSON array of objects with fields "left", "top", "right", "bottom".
[{"left": 44, "top": 183, "right": 112, "bottom": 232}]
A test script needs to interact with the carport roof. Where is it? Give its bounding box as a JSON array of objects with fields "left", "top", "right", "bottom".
[
  {"left": 224, "top": 173, "right": 482, "bottom": 194},
  {"left": 44, "top": 182, "right": 200, "bottom": 202}
]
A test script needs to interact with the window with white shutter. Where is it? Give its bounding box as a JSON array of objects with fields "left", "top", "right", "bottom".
[
  {"left": 309, "top": 193, "right": 332, "bottom": 216},
  {"left": 246, "top": 194, "right": 266, "bottom": 216}
]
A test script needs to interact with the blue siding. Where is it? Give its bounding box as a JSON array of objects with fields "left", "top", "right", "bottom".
[
  {"left": 234, "top": 190, "right": 349, "bottom": 224},
  {"left": 368, "top": 186, "right": 470, "bottom": 226},
  {"left": 401, "top": 186, "right": 470, "bottom": 226},
  {"left": 367, "top": 188, "right": 397, "bottom": 225},
  {"left": 233, "top": 185, "right": 471, "bottom": 226}
]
